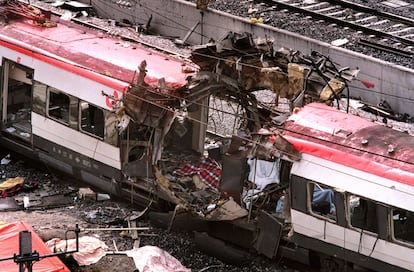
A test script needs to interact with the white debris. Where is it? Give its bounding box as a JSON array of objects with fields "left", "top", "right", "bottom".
[
  {"left": 125, "top": 245, "right": 191, "bottom": 272},
  {"left": 46, "top": 236, "right": 108, "bottom": 266},
  {"left": 331, "top": 38, "right": 349, "bottom": 47},
  {"left": 1, "top": 154, "right": 11, "bottom": 165}
]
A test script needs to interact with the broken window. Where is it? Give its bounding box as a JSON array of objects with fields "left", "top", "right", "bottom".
[
  {"left": 48, "top": 88, "right": 70, "bottom": 124},
  {"left": 32, "top": 81, "right": 47, "bottom": 116},
  {"left": 392, "top": 208, "right": 414, "bottom": 245},
  {"left": 80, "top": 101, "right": 104, "bottom": 138},
  {"left": 348, "top": 195, "right": 378, "bottom": 233},
  {"left": 308, "top": 182, "right": 336, "bottom": 221}
]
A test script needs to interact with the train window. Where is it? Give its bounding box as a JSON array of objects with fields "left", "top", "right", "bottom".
[
  {"left": 48, "top": 89, "right": 70, "bottom": 124},
  {"left": 392, "top": 209, "right": 414, "bottom": 245},
  {"left": 308, "top": 182, "right": 336, "bottom": 221},
  {"left": 80, "top": 101, "right": 104, "bottom": 139},
  {"left": 348, "top": 194, "right": 378, "bottom": 233},
  {"left": 32, "top": 81, "right": 47, "bottom": 116}
]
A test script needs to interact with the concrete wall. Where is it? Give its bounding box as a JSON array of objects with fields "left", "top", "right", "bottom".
[{"left": 85, "top": 0, "right": 414, "bottom": 115}]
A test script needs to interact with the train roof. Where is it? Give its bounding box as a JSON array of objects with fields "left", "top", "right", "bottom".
[
  {"left": 283, "top": 103, "right": 414, "bottom": 186},
  {"left": 0, "top": 15, "right": 193, "bottom": 91}
]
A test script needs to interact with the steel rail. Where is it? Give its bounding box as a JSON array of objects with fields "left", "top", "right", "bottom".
[
  {"left": 358, "top": 39, "right": 414, "bottom": 58},
  {"left": 259, "top": 0, "right": 414, "bottom": 48},
  {"left": 329, "top": 0, "right": 414, "bottom": 26}
]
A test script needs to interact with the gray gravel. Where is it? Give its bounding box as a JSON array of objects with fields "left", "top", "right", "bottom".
[{"left": 207, "top": 0, "right": 414, "bottom": 69}]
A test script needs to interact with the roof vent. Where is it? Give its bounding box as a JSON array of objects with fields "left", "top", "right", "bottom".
[
  {"left": 388, "top": 145, "right": 395, "bottom": 154},
  {"left": 361, "top": 139, "right": 368, "bottom": 145},
  {"left": 335, "top": 129, "right": 351, "bottom": 137}
]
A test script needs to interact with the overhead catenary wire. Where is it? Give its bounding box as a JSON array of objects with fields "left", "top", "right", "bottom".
[
  {"left": 119, "top": 84, "right": 414, "bottom": 169},
  {"left": 131, "top": 1, "right": 414, "bottom": 103},
  {"left": 114, "top": 61, "right": 414, "bottom": 166}
]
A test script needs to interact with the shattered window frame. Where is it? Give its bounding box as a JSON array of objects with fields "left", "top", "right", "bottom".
[
  {"left": 307, "top": 181, "right": 337, "bottom": 222},
  {"left": 79, "top": 100, "right": 104, "bottom": 139},
  {"left": 392, "top": 208, "right": 414, "bottom": 247},
  {"left": 47, "top": 87, "right": 70, "bottom": 125},
  {"left": 32, "top": 81, "right": 47, "bottom": 116},
  {"left": 348, "top": 194, "right": 378, "bottom": 233}
]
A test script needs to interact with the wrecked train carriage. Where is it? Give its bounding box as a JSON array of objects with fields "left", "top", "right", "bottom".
[
  {"left": 0, "top": 9, "right": 201, "bottom": 208},
  {"left": 153, "top": 103, "right": 414, "bottom": 272},
  {"left": 280, "top": 103, "right": 414, "bottom": 272},
  {"left": 150, "top": 33, "right": 414, "bottom": 272}
]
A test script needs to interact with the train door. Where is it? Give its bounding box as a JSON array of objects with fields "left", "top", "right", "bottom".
[
  {"left": 120, "top": 121, "right": 154, "bottom": 178},
  {"left": 290, "top": 176, "right": 346, "bottom": 264},
  {"left": 1, "top": 60, "right": 33, "bottom": 146}
]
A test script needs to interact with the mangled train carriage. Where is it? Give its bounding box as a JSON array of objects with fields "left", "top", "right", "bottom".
[
  {"left": 145, "top": 33, "right": 414, "bottom": 272},
  {"left": 2, "top": 6, "right": 414, "bottom": 271}
]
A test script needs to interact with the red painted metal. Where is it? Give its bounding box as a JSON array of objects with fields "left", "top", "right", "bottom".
[
  {"left": 283, "top": 103, "right": 414, "bottom": 186},
  {"left": 0, "top": 15, "right": 193, "bottom": 92},
  {"left": 0, "top": 222, "right": 70, "bottom": 272}
]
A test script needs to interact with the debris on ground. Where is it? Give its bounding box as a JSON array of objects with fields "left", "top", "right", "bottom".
[
  {"left": 125, "top": 245, "right": 191, "bottom": 272},
  {"left": 46, "top": 236, "right": 108, "bottom": 266}
]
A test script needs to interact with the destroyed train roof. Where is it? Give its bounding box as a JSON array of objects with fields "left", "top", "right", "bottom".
[
  {"left": 283, "top": 103, "right": 414, "bottom": 186},
  {"left": 0, "top": 16, "right": 192, "bottom": 91}
]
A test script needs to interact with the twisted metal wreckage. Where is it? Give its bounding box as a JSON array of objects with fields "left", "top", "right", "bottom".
[
  {"left": 112, "top": 32, "right": 364, "bottom": 263},
  {"left": 115, "top": 31, "right": 359, "bottom": 220}
]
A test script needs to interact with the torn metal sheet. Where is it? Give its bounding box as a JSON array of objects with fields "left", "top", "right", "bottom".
[
  {"left": 253, "top": 211, "right": 283, "bottom": 258},
  {"left": 153, "top": 167, "right": 185, "bottom": 205},
  {"left": 204, "top": 199, "right": 248, "bottom": 221},
  {"left": 190, "top": 31, "right": 359, "bottom": 108}
]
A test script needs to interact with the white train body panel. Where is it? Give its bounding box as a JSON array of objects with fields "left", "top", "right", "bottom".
[
  {"left": 292, "top": 209, "right": 414, "bottom": 271},
  {"left": 291, "top": 153, "right": 414, "bottom": 271},
  {"left": 32, "top": 112, "right": 121, "bottom": 169},
  {"left": 0, "top": 14, "right": 191, "bottom": 207},
  {"left": 292, "top": 153, "right": 414, "bottom": 212}
]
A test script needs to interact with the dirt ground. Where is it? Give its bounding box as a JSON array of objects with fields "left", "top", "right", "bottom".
[
  {"left": 0, "top": 157, "right": 185, "bottom": 272},
  {"left": 1, "top": 203, "right": 145, "bottom": 272},
  {"left": 0, "top": 156, "right": 294, "bottom": 272}
]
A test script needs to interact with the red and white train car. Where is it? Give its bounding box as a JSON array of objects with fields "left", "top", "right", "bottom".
[
  {"left": 0, "top": 8, "right": 194, "bottom": 205},
  {"left": 282, "top": 103, "right": 414, "bottom": 271}
]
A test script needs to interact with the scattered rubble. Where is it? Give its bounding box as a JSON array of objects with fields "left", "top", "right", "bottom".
[
  {"left": 47, "top": 236, "right": 108, "bottom": 266},
  {"left": 0, "top": 154, "right": 293, "bottom": 272}
]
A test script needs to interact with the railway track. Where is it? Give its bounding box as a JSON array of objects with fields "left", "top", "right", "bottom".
[{"left": 257, "top": 0, "right": 414, "bottom": 57}]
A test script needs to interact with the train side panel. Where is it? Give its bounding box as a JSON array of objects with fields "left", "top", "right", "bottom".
[
  {"left": 32, "top": 112, "right": 121, "bottom": 169},
  {"left": 0, "top": 46, "right": 124, "bottom": 194},
  {"left": 290, "top": 154, "right": 414, "bottom": 271}
]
